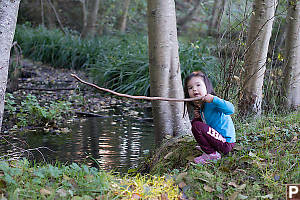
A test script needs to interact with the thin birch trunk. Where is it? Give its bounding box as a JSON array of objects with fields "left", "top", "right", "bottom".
[
  {"left": 41, "top": 0, "right": 45, "bottom": 26},
  {"left": 239, "top": 0, "right": 277, "bottom": 116},
  {"left": 283, "top": 0, "right": 300, "bottom": 110},
  {"left": 147, "top": 0, "right": 191, "bottom": 139},
  {"left": 118, "top": 0, "right": 131, "bottom": 33},
  {"left": 0, "top": 0, "right": 21, "bottom": 132},
  {"left": 80, "top": 0, "right": 88, "bottom": 30},
  {"left": 81, "top": 0, "right": 100, "bottom": 38},
  {"left": 208, "top": 0, "right": 227, "bottom": 35}
]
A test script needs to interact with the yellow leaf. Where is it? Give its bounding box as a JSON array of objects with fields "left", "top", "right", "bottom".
[{"left": 278, "top": 53, "right": 284, "bottom": 61}]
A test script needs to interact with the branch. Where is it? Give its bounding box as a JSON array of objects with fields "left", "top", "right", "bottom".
[
  {"left": 46, "top": 0, "right": 66, "bottom": 35},
  {"left": 71, "top": 74, "right": 203, "bottom": 102}
]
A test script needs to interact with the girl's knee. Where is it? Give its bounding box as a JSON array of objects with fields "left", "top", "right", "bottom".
[{"left": 191, "top": 121, "right": 206, "bottom": 135}]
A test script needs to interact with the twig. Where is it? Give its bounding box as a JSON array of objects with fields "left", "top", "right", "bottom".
[{"left": 71, "top": 74, "right": 204, "bottom": 102}]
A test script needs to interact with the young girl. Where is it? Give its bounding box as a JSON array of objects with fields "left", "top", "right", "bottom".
[{"left": 184, "top": 71, "right": 236, "bottom": 164}]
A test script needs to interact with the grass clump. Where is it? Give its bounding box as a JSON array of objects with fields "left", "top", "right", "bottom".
[
  {"left": 137, "top": 111, "right": 299, "bottom": 199},
  {"left": 0, "top": 159, "right": 181, "bottom": 199}
]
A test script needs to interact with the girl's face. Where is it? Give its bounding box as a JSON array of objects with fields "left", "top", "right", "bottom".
[{"left": 187, "top": 76, "right": 207, "bottom": 98}]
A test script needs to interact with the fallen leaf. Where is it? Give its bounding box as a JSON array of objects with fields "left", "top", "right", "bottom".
[
  {"left": 255, "top": 194, "right": 273, "bottom": 199},
  {"left": 132, "top": 193, "right": 142, "bottom": 199},
  {"left": 228, "top": 182, "right": 238, "bottom": 188},
  {"left": 178, "top": 182, "right": 186, "bottom": 189},
  {"left": 56, "top": 188, "right": 67, "bottom": 197},
  {"left": 40, "top": 188, "right": 52, "bottom": 196},
  {"left": 63, "top": 174, "right": 71, "bottom": 181},
  {"left": 237, "top": 184, "right": 246, "bottom": 190},
  {"left": 201, "top": 171, "right": 214, "bottom": 178},
  {"left": 229, "top": 191, "right": 239, "bottom": 200},
  {"left": 185, "top": 156, "right": 195, "bottom": 161},
  {"left": 164, "top": 152, "right": 174, "bottom": 160},
  {"left": 203, "top": 185, "right": 214, "bottom": 193},
  {"left": 195, "top": 177, "right": 209, "bottom": 183},
  {"left": 238, "top": 194, "right": 248, "bottom": 199}
]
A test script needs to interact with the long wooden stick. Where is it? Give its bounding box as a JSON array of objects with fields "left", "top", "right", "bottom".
[{"left": 71, "top": 74, "right": 203, "bottom": 102}]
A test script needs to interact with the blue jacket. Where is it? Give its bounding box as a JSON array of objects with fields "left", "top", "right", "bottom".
[{"left": 196, "top": 96, "right": 236, "bottom": 143}]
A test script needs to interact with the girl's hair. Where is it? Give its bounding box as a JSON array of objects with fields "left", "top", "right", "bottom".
[{"left": 183, "top": 71, "right": 216, "bottom": 117}]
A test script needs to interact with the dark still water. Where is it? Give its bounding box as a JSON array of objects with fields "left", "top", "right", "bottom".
[{"left": 3, "top": 104, "right": 156, "bottom": 172}]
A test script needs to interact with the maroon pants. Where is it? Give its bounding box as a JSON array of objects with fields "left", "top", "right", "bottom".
[{"left": 192, "top": 120, "right": 235, "bottom": 154}]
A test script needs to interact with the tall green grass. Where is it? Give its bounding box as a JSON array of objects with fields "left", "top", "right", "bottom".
[{"left": 14, "top": 25, "right": 220, "bottom": 95}]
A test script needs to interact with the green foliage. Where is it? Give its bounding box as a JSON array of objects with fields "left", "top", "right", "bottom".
[
  {"left": 5, "top": 93, "right": 71, "bottom": 127},
  {"left": 140, "top": 112, "right": 299, "bottom": 199},
  {"left": 0, "top": 159, "right": 180, "bottom": 199},
  {"left": 4, "top": 93, "right": 17, "bottom": 115},
  {"left": 14, "top": 25, "right": 220, "bottom": 96}
]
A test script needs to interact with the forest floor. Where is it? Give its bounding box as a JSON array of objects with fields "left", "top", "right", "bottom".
[
  {"left": 3, "top": 58, "right": 150, "bottom": 132},
  {"left": 0, "top": 59, "right": 299, "bottom": 199}
]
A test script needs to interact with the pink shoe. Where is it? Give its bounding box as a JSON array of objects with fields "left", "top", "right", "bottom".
[
  {"left": 194, "top": 153, "right": 209, "bottom": 164},
  {"left": 194, "top": 152, "right": 221, "bottom": 164}
]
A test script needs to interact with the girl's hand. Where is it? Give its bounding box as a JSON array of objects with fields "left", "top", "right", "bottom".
[
  {"left": 193, "top": 100, "right": 202, "bottom": 108},
  {"left": 201, "top": 94, "right": 214, "bottom": 103},
  {"left": 194, "top": 108, "right": 201, "bottom": 119}
]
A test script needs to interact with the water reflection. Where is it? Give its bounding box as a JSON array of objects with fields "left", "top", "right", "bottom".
[{"left": 2, "top": 105, "right": 155, "bottom": 173}]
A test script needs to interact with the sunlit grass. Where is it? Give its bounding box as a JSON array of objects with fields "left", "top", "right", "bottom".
[{"left": 0, "top": 160, "right": 181, "bottom": 199}]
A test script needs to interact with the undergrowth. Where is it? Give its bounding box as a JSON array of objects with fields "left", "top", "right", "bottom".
[
  {"left": 136, "top": 111, "right": 300, "bottom": 199},
  {"left": 14, "top": 25, "right": 220, "bottom": 96},
  {"left": 1, "top": 112, "right": 298, "bottom": 199}
]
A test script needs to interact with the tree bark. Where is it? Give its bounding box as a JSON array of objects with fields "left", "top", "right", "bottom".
[
  {"left": 81, "top": 0, "right": 100, "bottom": 38},
  {"left": 0, "top": 0, "right": 21, "bottom": 132},
  {"left": 147, "top": 0, "right": 191, "bottom": 140},
  {"left": 46, "top": 0, "right": 66, "bottom": 34},
  {"left": 208, "top": 0, "right": 227, "bottom": 35},
  {"left": 177, "top": 0, "right": 201, "bottom": 30},
  {"left": 117, "top": 0, "right": 131, "bottom": 33},
  {"left": 283, "top": 0, "right": 300, "bottom": 110},
  {"left": 238, "top": 0, "right": 277, "bottom": 116}
]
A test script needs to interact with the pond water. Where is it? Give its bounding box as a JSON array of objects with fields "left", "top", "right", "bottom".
[{"left": 2, "top": 104, "right": 156, "bottom": 173}]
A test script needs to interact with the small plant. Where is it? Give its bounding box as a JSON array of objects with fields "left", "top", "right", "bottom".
[
  {"left": 4, "top": 93, "right": 17, "bottom": 115},
  {"left": 10, "top": 94, "right": 72, "bottom": 127}
]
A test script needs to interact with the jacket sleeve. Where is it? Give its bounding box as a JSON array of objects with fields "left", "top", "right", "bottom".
[{"left": 212, "top": 96, "right": 235, "bottom": 115}]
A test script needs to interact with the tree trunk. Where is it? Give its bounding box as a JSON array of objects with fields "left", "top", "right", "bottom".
[
  {"left": 0, "top": 0, "right": 21, "bottom": 132},
  {"left": 45, "top": 0, "right": 56, "bottom": 29},
  {"left": 238, "top": 0, "right": 277, "bottom": 116},
  {"left": 177, "top": 0, "right": 201, "bottom": 33},
  {"left": 208, "top": 0, "right": 227, "bottom": 35},
  {"left": 147, "top": 0, "right": 191, "bottom": 140},
  {"left": 283, "top": 0, "right": 300, "bottom": 110},
  {"left": 80, "top": 0, "right": 88, "bottom": 31},
  {"left": 81, "top": 0, "right": 100, "bottom": 38},
  {"left": 118, "top": 0, "right": 131, "bottom": 33}
]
